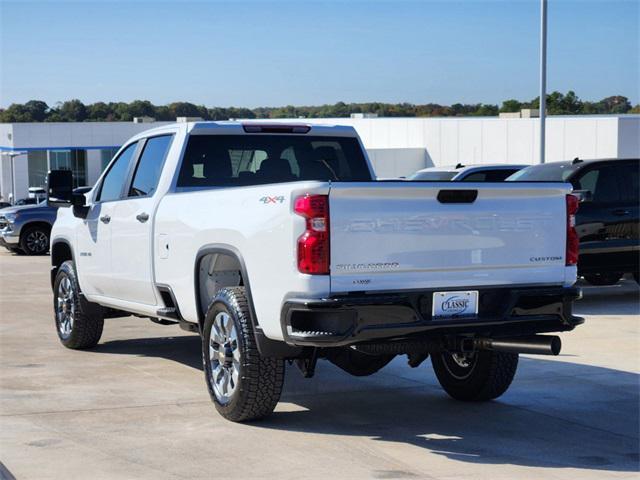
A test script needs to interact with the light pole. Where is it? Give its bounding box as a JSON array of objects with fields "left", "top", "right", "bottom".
[
  {"left": 0, "top": 151, "right": 28, "bottom": 205},
  {"left": 539, "top": 0, "right": 548, "bottom": 164}
]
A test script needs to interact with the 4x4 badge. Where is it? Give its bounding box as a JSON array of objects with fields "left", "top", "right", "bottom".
[{"left": 259, "top": 196, "right": 285, "bottom": 204}]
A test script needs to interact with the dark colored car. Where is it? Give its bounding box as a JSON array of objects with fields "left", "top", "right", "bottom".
[
  {"left": 508, "top": 158, "right": 639, "bottom": 285},
  {"left": 15, "top": 197, "right": 42, "bottom": 206}
]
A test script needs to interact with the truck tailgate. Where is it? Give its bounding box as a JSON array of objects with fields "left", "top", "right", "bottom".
[{"left": 329, "top": 182, "right": 572, "bottom": 293}]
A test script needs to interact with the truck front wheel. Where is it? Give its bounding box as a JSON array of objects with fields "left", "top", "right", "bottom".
[
  {"left": 431, "top": 350, "right": 518, "bottom": 401},
  {"left": 202, "top": 287, "right": 284, "bottom": 422},
  {"left": 53, "top": 260, "right": 104, "bottom": 349},
  {"left": 20, "top": 225, "right": 50, "bottom": 255}
]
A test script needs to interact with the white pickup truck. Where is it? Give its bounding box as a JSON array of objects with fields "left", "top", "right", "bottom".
[{"left": 47, "top": 121, "right": 583, "bottom": 422}]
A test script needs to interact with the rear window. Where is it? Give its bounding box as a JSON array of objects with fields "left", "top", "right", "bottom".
[
  {"left": 461, "top": 169, "right": 522, "bottom": 182},
  {"left": 176, "top": 134, "right": 371, "bottom": 188},
  {"left": 507, "top": 163, "right": 575, "bottom": 181},
  {"left": 409, "top": 171, "right": 457, "bottom": 181}
]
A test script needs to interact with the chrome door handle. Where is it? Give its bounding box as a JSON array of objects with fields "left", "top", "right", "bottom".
[
  {"left": 99, "top": 215, "right": 111, "bottom": 224},
  {"left": 136, "top": 212, "right": 150, "bottom": 223}
]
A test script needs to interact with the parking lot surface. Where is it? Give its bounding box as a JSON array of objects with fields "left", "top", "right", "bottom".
[{"left": 0, "top": 251, "right": 638, "bottom": 479}]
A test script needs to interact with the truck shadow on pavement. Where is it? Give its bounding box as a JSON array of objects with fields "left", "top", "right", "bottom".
[{"left": 95, "top": 335, "right": 639, "bottom": 473}]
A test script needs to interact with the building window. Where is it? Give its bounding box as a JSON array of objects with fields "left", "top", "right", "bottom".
[
  {"left": 50, "top": 150, "right": 87, "bottom": 188},
  {"left": 27, "top": 151, "right": 48, "bottom": 188},
  {"left": 101, "top": 147, "right": 120, "bottom": 172}
]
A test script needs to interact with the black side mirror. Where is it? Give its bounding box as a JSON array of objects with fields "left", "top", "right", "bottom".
[
  {"left": 572, "top": 189, "right": 593, "bottom": 203},
  {"left": 47, "top": 170, "right": 73, "bottom": 207}
]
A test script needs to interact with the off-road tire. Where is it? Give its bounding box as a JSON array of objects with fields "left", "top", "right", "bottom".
[
  {"left": 202, "top": 287, "right": 285, "bottom": 422},
  {"left": 53, "top": 260, "right": 104, "bottom": 349},
  {"left": 431, "top": 350, "right": 518, "bottom": 401},
  {"left": 583, "top": 272, "right": 623, "bottom": 286},
  {"left": 20, "top": 225, "right": 50, "bottom": 255}
]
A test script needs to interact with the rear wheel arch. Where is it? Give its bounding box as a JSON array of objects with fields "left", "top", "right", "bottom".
[
  {"left": 194, "top": 245, "right": 249, "bottom": 330},
  {"left": 194, "top": 245, "right": 302, "bottom": 359}
]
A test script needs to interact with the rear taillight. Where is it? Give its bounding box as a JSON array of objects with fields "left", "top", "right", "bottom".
[
  {"left": 566, "top": 194, "right": 580, "bottom": 266},
  {"left": 294, "top": 194, "right": 329, "bottom": 274}
]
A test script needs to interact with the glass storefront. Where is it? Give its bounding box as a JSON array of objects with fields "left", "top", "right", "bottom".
[
  {"left": 27, "top": 149, "right": 87, "bottom": 189},
  {"left": 100, "top": 147, "right": 120, "bottom": 172},
  {"left": 27, "top": 151, "right": 48, "bottom": 188}
]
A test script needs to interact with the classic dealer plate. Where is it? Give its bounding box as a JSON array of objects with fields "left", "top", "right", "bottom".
[{"left": 432, "top": 290, "right": 479, "bottom": 319}]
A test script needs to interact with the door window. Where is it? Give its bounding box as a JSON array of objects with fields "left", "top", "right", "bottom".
[
  {"left": 129, "top": 135, "right": 173, "bottom": 197},
  {"left": 97, "top": 142, "right": 137, "bottom": 202},
  {"left": 618, "top": 162, "right": 639, "bottom": 203},
  {"left": 574, "top": 166, "right": 620, "bottom": 204}
]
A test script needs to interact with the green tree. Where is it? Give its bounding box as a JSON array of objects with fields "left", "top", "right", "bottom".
[
  {"left": 128, "top": 100, "right": 156, "bottom": 118},
  {"left": 598, "top": 95, "right": 631, "bottom": 114},
  {"left": 0, "top": 103, "right": 31, "bottom": 122},
  {"left": 500, "top": 99, "right": 521, "bottom": 113},
  {"left": 87, "top": 102, "right": 112, "bottom": 121},
  {"left": 24, "top": 100, "right": 49, "bottom": 121},
  {"left": 475, "top": 104, "right": 499, "bottom": 116},
  {"left": 59, "top": 99, "right": 88, "bottom": 121},
  {"left": 168, "top": 102, "right": 206, "bottom": 119}
]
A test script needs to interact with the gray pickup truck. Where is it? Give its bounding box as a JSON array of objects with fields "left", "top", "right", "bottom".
[{"left": 0, "top": 202, "right": 58, "bottom": 255}]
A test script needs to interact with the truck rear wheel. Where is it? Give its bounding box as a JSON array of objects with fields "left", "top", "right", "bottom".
[
  {"left": 53, "top": 260, "right": 104, "bottom": 349},
  {"left": 202, "top": 287, "right": 284, "bottom": 422},
  {"left": 431, "top": 350, "right": 518, "bottom": 401}
]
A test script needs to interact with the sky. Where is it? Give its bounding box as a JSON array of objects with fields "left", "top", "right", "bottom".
[{"left": 0, "top": 0, "right": 638, "bottom": 108}]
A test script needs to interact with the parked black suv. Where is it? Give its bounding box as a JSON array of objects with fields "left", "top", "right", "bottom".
[{"left": 509, "top": 158, "right": 639, "bottom": 285}]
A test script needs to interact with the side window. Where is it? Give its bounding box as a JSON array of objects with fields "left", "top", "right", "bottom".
[
  {"left": 575, "top": 166, "right": 620, "bottom": 204},
  {"left": 129, "top": 135, "right": 173, "bottom": 197},
  {"left": 618, "top": 162, "right": 639, "bottom": 203},
  {"left": 461, "top": 172, "right": 487, "bottom": 182},
  {"left": 575, "top": 169, "right": 598, "bottom": 192},
  {"left": 487, "top": 169, "right": 519, "bottom": 182},
  {"left": 97, "top": 142, "right": 137, "bottom": 202}
]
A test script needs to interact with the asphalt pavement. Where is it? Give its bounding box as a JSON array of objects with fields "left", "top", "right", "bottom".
[{"left": 0, "top": 251, "right": 638, "bottom": 479}]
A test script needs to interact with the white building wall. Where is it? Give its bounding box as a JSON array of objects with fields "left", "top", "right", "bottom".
[
  {"left": 0, "top": 116, "right": 637, "bottom": 198},
  {"left": 86, "top": 150, "right": 103, "bottom": 186},
  {"left": 617, "top": 117, "right": 640, "bottom": 159},
  {"left": 8, "top": 121, "right": 172, "bottom": 150},
  {"left": 295, "top": 115, "right": 631, "bottom": 167},
  {"left": 367, "top": 148, "right": 427, "bottom": 178}
]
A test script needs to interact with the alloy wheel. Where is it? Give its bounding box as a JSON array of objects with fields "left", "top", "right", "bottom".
[
  {"left": 26, "top": 230, "right": 48, "bottom": 254},
  {"left": 441, "top": 351, "right": 478, "bottom": 380},
  {"left": 208, "top": 311, "right": 241, "bottom": 404},
  {"left": 56, "top": 276, "right": 75, "bottom": 338}
]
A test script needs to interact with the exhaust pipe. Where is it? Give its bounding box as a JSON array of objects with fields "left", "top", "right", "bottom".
[{"left": 474, "top": 335, "right": 561, "bottom": 356}]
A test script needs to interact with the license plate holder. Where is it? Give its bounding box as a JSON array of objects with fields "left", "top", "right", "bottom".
[{"left": 432, "top": 290, "right": 479, "bottom": 319}]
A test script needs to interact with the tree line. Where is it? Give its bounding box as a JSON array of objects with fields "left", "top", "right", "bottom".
[{"left": 0, "top": 91, "right": 637, "bottom": 123}]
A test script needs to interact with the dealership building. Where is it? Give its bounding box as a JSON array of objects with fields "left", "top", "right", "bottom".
[{"left": 0, "top": 114, "right": 638, "bottom": 202}]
